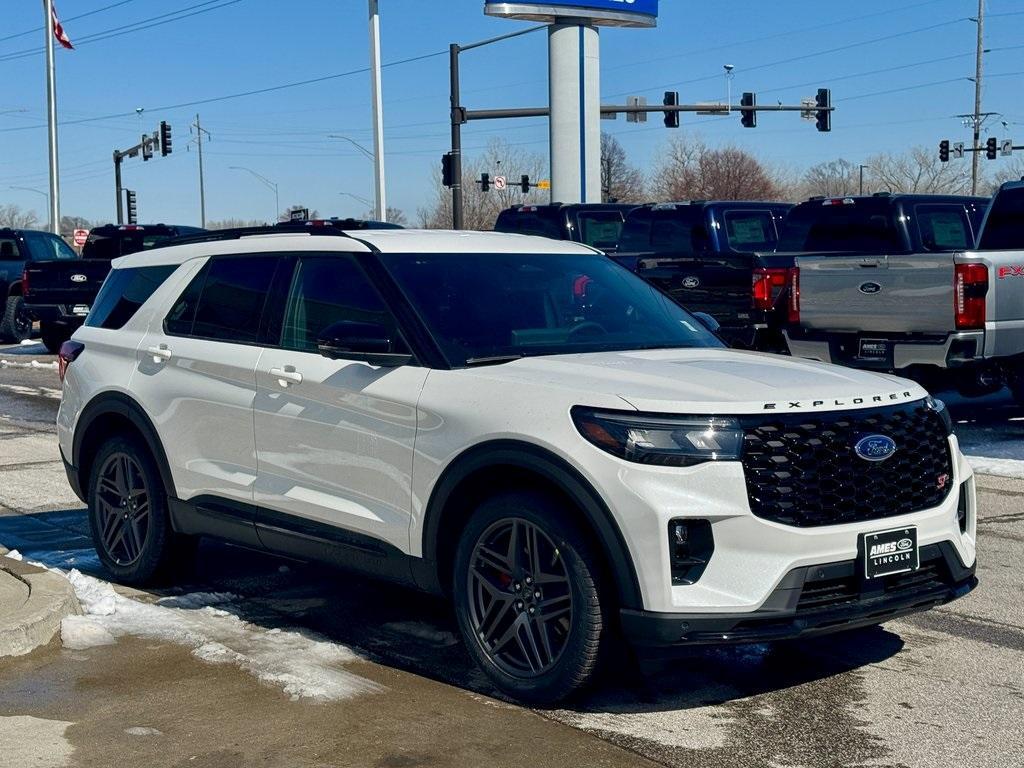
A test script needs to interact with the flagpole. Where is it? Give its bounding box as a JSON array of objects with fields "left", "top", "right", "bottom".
[{"left": 43, "top": 0, "right": 61, "bottom": 235}]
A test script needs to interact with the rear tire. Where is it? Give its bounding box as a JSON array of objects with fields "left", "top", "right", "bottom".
[
  {"left": 452, "top": 491, "right": 607, "bottom": 706},
  {"left": 0, "top": 296, "right": 31, "bottom": 343},
  {"left": 40, "top": 322, "right": 68, "bottom": 355},
  {"left": 87, "top": 435, "right": 188, "bottom": 585}
]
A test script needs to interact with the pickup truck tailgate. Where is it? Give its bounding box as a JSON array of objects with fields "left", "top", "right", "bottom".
[
  {"left": 796, "top": 254, "right": 955, "bottom": 333},
  {"left": 23, "top": 260, "right": 109, "bottom": 307},
  {"left": 635, "top": 253, "right": 756, "bottom": 328}
]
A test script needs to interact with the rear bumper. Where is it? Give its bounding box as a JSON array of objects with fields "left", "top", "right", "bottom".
[
  {"left": 621, "top": 541, "right": 975, "bottom": 652},
  {"left": 24, "top": 303, "right": 86, "bottom": 325},
  {"left": 785, "top": 329, "right": 985, "bottom": 371}
]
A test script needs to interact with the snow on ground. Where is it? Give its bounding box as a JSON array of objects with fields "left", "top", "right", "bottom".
[
  {"left": 965, "top": 456, "right": 1024, "bottom": 479},
  {"left": 0, "top": 359, "right": 59, "bottom": 370},
  {"left": 60, "top": 568, "right": 382, "bottom": 701}
]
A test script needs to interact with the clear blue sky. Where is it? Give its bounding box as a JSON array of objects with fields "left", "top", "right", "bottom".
[{"left": 1, "top": 0, "right": 1022, "bottom": 227}]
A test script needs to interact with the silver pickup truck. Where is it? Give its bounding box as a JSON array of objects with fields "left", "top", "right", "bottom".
[{"left": 784, "top": 184, "right": 1024, "bottom": 401}]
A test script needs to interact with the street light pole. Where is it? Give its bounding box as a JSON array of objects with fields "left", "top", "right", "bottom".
[
  {"left": 229, "top": 166, "right": 279, "bottom": 223},
  {"left": 368, "top": 0, "right": 387, "bottom": 222},
  {"left": 327, "top": 134, "right": 376, "bottom": 161}
]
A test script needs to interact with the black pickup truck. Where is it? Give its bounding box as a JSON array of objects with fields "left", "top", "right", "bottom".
[
  {"left": 494, "top": 203, "right": 639, "bottom": 252},
  {"left": 0, "top": 228, "right": 80, "bottom": 345},
  {"left": 611, "top": 201, "right": 794, "bottom": 350},
  {"left": 23, "top": 223, "right": 203, "bottom": 351}
]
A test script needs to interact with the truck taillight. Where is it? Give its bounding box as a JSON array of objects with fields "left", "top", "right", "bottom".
[
  {"left": 954, "top": 263, "right": 987, "bottom": 330},
  {"left": 788, "top": 267, "right": 800, "bottom": 324},
  {"left": 752, "top": 267, "right": 789, "bottom": 310},
  {"left": 21, "top": 268, "right": 29, "bottom": 297},
  {"left": 58, "top": 341, "right": 84, "bottom": 383}
]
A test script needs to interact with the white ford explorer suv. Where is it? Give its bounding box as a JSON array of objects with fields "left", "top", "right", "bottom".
[{"left": 56, "top": 225, "right": 978, "bottom": 704}]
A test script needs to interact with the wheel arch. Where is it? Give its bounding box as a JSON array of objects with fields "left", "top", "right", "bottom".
[
  {"left": 6, "top": 279, "right": 21, "bottom": 298},
  {"left": 420, "top": 440, "right": 643, "bottom": 610},
  {"left": 73, "top": 392, "right": 175, "bottom": 502}
]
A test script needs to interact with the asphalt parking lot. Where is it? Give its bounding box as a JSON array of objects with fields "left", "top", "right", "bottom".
[{"left": 1, "top": 341, "right": 1022, "bottom": 768}]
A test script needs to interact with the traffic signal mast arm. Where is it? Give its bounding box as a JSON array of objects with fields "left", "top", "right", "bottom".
[{"left": 112, "top": 121, "right": 173, "bottom": 224}]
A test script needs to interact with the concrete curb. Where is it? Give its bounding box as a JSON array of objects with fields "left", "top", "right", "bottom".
[{"left": 0, "top": 546, "right": 81, "bottom": 658}]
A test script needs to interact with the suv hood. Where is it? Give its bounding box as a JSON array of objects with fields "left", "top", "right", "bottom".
[{"left": 462, "top": 348, "right": 927, "bottom": 415}]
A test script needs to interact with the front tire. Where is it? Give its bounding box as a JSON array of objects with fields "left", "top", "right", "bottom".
[
  {"left": 0, "top": 296, "right": 31, "bottom": 343},
  {"left": 87, "top": 435, "right": 182, "bottom": 585},
  {"left": 453, "top": 491, "right": 607, "bottom": 706}
]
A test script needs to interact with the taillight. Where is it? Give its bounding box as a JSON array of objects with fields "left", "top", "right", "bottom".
[
  {"left": 752, "top": 267, "right": 789, "bottom": 310},
  {"left": 21, "top": 268, "right": 29, "bottom": 297},
  {"left": 58, "top": 340, "right": 84, "bottom": 383},
  {"left": 788, "top": 267, "right": 800, "bottom": 324},
  {"left": 954, "top": 263, "right": 987, "bottom": 330}
]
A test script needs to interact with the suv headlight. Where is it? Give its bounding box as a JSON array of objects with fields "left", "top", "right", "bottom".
[
  {"left": 925, "top": 396, "right": 954, "bottom": 436},
  {"left": 572, "top": 407, "right": 743, "bottom": 466}
]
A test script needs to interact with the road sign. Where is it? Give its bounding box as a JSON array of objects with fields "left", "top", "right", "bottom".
[
  {"left": 484, "top": 0, "right": 658, "bottom": 28},
  {"left": 627, "top": 96, "right": 648, "bottom": 123},
  {"left": 72, "top": 229, "right": 89, "bottom": 247},
  {"left": 493, "top": 175, "right": 507, "bottom": 191},
  {"left": 1002, "top": 139, "right": 1014, "bottom": 157},
  {"left": 537, "top": 180, "right": 551, "bottom": 190},
  {"left": 290, "top": 208, "right": 309, "bottom": 221},
  {"left": 953, "top": 142, "right": 965, "bottom": 159}
]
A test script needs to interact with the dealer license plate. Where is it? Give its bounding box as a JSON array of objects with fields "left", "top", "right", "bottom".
[
  {"left": 862, "top": 526, "right": 919, "bottom": 579},
  {"left": 858, "top": 338, "right": 889, "bottom": 360}
]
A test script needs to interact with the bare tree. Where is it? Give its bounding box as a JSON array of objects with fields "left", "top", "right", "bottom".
[
  {"left": 60, "top": 215, "right": 94, "bottom": 234},
  {"left": 868, "top": 146, "right": 972, "bottom": 195},
  {"left": 988, "top": 156, "right": 1024, "bottom": 193},
  {"left": 362, "top": 207, "right": 409, "bottom": 226},
  {"left": 418, "top": 139, "right": 549, "bottom": 230},
  {"left": 800, "top": 159, "right": 862, "bottom": 198},
  {"left": 207, "top": 218, "right": 269, "bottom": 230},
  {"left": 651, "top": 136, "right": 785, "bottom": 201},
  {"left": 601, "top": 133, "right": 645, "bottom": 202},
  {"left": 0, "top": 204, "right": 40, "bottom": 228}
]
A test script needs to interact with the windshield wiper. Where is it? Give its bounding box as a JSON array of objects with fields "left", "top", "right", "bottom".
[{"left": 464, "top": 354, "right": 525, "bottom": 367}]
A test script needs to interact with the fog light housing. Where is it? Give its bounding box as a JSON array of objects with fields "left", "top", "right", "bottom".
[
  {"left": 957, "top": 484, "right": 968, "bottom": 534},
  {"left": 668, "top": 519, "right": 714, "bottom": 585}
]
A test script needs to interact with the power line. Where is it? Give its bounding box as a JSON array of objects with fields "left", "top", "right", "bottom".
[
  {"left": 0, "top": 0, "right": 141, "bottom": 45},
  {"left": 0, "top": 0, "right": 243, "bottom": 61}
]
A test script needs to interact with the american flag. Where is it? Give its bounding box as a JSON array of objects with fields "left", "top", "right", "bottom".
[{"left": 51, "top": 3, "right": 74, "bottom": 50}]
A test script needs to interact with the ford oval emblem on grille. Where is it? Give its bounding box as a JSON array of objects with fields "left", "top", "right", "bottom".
[
  {"left": 682, "top": 276, "right": 700, "bottom": 289},
  {"left": 859, "top": 281, "right": 882, "bottom": 294},
  {"left": 70, "top": 274, "right": 87, "bottom": 283},
  {"left": 854, "top": 434, "right": 897, "bottom": 462}
]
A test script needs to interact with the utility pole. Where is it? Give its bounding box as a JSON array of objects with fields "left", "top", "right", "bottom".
[
  {"left": 971, "top": 0, "right": 985, "bottom": 196},
  {"left": 43, "top": 0, "right": 61, "bottom": 234},
  {"left": 192, "top": 114, "right": 210, "bottom": 228},
  {"left": 368, "top": 0, "right": 387, "bottom": 222}
]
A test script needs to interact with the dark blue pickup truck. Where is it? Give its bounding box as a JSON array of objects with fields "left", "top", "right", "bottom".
[
  {"left": 0, "top": 228, "right": 80, "bottom": 345},
  {"left": 611, "top": 201, "right": 794, "bottom": 351}
]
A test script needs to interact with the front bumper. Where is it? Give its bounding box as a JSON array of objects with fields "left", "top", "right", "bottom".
[{"left": 621, "top": 541, "right": 976, "bottom": 651}]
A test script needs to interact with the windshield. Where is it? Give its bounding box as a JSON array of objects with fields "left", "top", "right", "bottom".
[
  {"left": 83, "top": 231, "right": 172, "bottom": 260},
  {"left": 380, "top": 252, "right": 723, "bottom": 367}
]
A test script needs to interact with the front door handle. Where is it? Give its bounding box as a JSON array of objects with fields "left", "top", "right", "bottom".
[
  {"left": 146, "top": 344, "right": 171, "bottom": 363},
  {"left": 270, "top": 366, "right": 303, "bottom": 387}
]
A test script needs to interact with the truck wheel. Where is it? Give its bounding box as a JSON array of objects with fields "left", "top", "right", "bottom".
[
  {"left": 40, "top": 323, "right": 69, "bottom": 355},
  {"left": 87, "top": 435, "right": 188, "bottom": 585},
  {"left": 452, "top": 491, "right": 607, "bottom": 706},
  {"left": 0, "top": 296, "right": 31, "bottom": 343}
]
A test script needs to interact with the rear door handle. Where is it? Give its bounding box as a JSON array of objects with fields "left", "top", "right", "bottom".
[
  {"left": 270, "top": 366, "right": 303, "bottom": 387},
  {"left": 146, "top": 344, "right": 171, "bottom": 363}
]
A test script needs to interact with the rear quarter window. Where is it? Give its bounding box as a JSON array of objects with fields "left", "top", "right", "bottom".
[
  {"left": 914, "top": 205, "right": 972, "bottom": 251},
  {"left": 85, "top": 265, "right": 177, "bottom": 330}
]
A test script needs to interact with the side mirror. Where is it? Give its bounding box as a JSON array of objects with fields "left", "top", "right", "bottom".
[
  {"left": 692, "top": 312, "right": 721, "bottom": 334},
  {"left": 316, "top": 321, "right": 413, "bottom": 367}
]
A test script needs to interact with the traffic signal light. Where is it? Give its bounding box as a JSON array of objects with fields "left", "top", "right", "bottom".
[
  {"left": 441, "top": 153, "right": 454, "bottom": 188},
  {"left": 520, "top": 175, "right": 530, "bottom": 194},
  {"left": 939, "top": 140, "right": 950, "bottom": 163},
  {"left": 740, "top": 92, "right": 756, "bottom": 129},
  {"left": 663, "top": 91, "right": 680, "bottom": 128},
  {"left": 141, "top": 135, "right": 153, "bottom": 162},
  {"left": 160, "top": 121, "right": 172, "bottom": 156},
  {"left": 125, "top": 189, "right": 137, "bottom": 225},
  {"left": 986, "top": 137, "right": 998, "bottom": 160},
  {"left": 815, "top": 88, "right": 831, "bottom": 133},
  {"left": 480, "top": 173, "right": 490, "bottom": 192}
]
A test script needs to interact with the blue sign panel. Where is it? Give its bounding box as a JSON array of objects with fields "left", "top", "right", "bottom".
[{"left": 485, "top": 0, "right": 659, "bottom": 27}]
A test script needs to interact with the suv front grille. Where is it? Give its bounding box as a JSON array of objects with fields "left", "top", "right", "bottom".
[{"left": 740, "top": 402, "right": 953, "bottom": 527}]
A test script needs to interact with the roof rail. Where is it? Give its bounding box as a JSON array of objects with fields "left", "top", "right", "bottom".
[{"left": 162, "top": 223, "right": 359, "bottom": 249}]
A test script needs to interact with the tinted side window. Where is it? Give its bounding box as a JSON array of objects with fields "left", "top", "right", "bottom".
[
  {"left": 978, "top": 187, "right": 1024, "bottom": 250},
  {"left": 619, "top": 209, "right": 653, "bottom": 251},
  {"left": 22, "top": 231, "right": 75, "bottom": 261},
  {"left": 649, "top": 209, "right": 708, "bottom": 254},
  {"left": 190, "top": 256, "right": 278, "bottom": 343},
  {"left": 279, "top": 256, "right": 405, "bottom": 353},
  {"left": 0, "top": 237, "right": 21, "bottom": 260},
  {"left": 86, "top": 266, "right": 176, "bottom": 330},
  {"left": 915, "top": 205, "right": 972, "bottom": 251}
]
